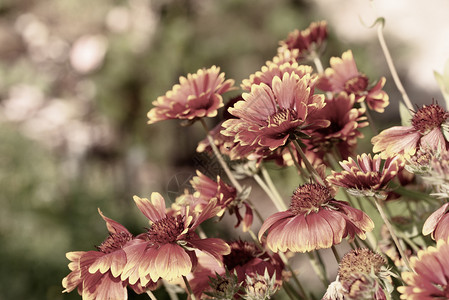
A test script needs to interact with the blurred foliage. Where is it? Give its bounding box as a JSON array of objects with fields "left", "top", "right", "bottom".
[{"left": 0, "top": 0, "right": 388, "bottom": 299}]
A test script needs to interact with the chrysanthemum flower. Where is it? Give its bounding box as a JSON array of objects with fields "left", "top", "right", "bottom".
[
  {"left": 318, "top": 50, "right": 389, "bottom": 113},
  {"left": 278, "top": 20, "right": 328, "bottom": 61},
  {"left": 423, "top": 202, "right": 449, "bottom": 241},
  {"left": 327, "top": 153, "right": 404, "bottom": 199},
  {"left": 190, "top": 171, "right": 253, "bottom": 232},
  {"left": 306, "top": 92, "right": 368, "bottom": 160},
  {"left": 398, "top": 238, "right": 449, "bottom": 299},
  {"left": 196, "top": 95, "right": 272, "bottom": 161},
  {"left": 121, "top": 193, "right": 230, "bottom": 283},
  {"left": 147, "top": 66, "right": 235, "bottom": 124},
  {"left": 62, "top": 210, "right": 156, "bottom": 299},
  {"left": 372, "top": 103, "right": 449, "bottom": 158},
  {"left": 241, "top": 60, "right": 313, "bottom": 91},
  {"left": 258, "top": 182, "right": 374, "bottom": 252},
  {"left": 222, "top": 72, "right": 329, "bottom": 158},
  {"left": 324, "top": 248, "right": 389, "bottom": 300}
]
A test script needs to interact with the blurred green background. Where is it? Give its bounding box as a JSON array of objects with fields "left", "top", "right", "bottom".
[{"left": 0, "top": 0, "right": 443, "bottom": 299}]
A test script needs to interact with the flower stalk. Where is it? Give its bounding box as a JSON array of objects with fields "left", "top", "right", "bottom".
[{"left": 373, "top": 197, "right": 413, "bottom": 272}]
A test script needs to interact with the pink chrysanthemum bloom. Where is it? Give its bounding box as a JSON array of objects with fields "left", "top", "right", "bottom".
[
  {"left": 62, "top": 210, "right": 156, "bottom": 299},
  {"left": 372, "top": 103, "right": 449, "bottom": 158},
  {"left": 398, "top": 238, "right": 449, "bottom": 299},
  {"left": 241, "top": 60, "right": 313, "bottom": 91},
  {"left": 278, "top": 20, "right": 328, "bottom": 61},
  {"left": 196, "top": 95, "right": 267, "bottom": 161},
  {"left": 147, "top": 66, "right": 235, "bottom": 124},
  {"left": 258, "top": 182, "right": 374, "bottom": 252},
  {"left": 306, "top": 92, "right": 368, "bottom": 161},
  {"left": 323, "top": 248, "right": 389, "bottom": 300},
  {"left": 190, "top": 170, "right": 253, "bottom": 232},
  {"left": 327, "top": 153, "right": 404, "bottom": 200},
  {"left": 423, "top": 202, "right": 449, "bottom": 241},
  {"left": 121, "top": 193, "right": 230, "bottom": 283},
  {"left": 222, "top": 72, "right": 329, "bottom": 157},
  {"left": 318, "top": 50, "right": 389, "bottom": 113}
]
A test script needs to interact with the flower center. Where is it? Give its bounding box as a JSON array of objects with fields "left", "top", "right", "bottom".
[
  {"left": 147, "top": 215, "right": 185, "bottom": 244},
  {"left": 289, "top": 183, "right": 332, "bottom": 215},
  {"left": 223, "top": 240, "right": 262, "bottom": 270},
  {"left": 338, "top": 248, "right": 386, "bottom": 285},
  {"left": 344, "top": 74, "right": 369, "bottom": 94},
  {"left": 96, "top": 232, "right": 132, "bottom": 254},
  {"left": 267, "top": 108, "right": 297, "bottom": 126},
  {"left": 411, "top": 104, "right": 449, "bottom": 135}
]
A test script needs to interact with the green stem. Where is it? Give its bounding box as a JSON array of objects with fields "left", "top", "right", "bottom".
[
  {"left": 389, "top": 182, "right": 439, "bottom": 204},
  {"left": 182, "top": 275, "right": 197, "bottom": 300},
  {"left": 331, "top": 245, "right": 341, "bottom": 263},
  {"left": 312, "top": 53, "right": 325, "bottom": 74},
  {"left": 292, "top": 140, "right": 324, "bottom": 186},
  {"left": 283, "top": 281, "right": 302, "bottom": 300},
  {"left": 261, "top": 165, "right": 287, "bottom": 210},
  {"left": 247, "top": 228, "right": 264, "bottom": 252},
  {"left": 374, "top": 15, "right": 414, "bottom": 111},
  {"left": 254, "top": 173, "right": 287, "bottom": 211},
  {"left": 373, "top": 198, "right": 413, "bottom": 272},
  {"left": 278, "top": 252, "right": 309, "bottom": 300},
  {"left": 146, "top": 291, "right": 158, "bottom": 300},
  {"left": 199, "top": 119, "right": 243, "bottom": 192},
  {"left": 397, "top": 233, "right": 421, "bottom": 254},
  {"left": 353, "top": 237, "right": 362, "bottom": 249},
  {"left": 288, "top": 144, "right": 310, "bottom": 182},
  {"left": 307, "top": 251, "right": 329, "bottom": 287}
]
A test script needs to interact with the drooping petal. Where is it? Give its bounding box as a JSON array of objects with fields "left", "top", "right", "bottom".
[
  {"left": 98, "top": 209, "right": 130, "bottom": 235},
  {"left": 423, "top": 203, "right": 449, "bottom": 237},
  {"left": 372, "top": 126, "right": 419, "bottom": 158},
  {"left": 258, "top": 210, "right": 293, "bottom": 241},
  {"left": 121, "top": 239, "right": 148, "bottom": 285},
  {"left": 188, "top": 238, "right": 231, "bottom": 263},
  {"left": 152, "top": 243, "right": 193, "bottom": 281}
]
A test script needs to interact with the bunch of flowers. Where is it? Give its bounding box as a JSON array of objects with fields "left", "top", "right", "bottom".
[{"left": 63, "top": 17, "right": 449, "bottom": 300}]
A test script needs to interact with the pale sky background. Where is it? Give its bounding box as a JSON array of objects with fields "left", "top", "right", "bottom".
[{"left": 314, "top": 0, "right": 449, "bottom": 94}]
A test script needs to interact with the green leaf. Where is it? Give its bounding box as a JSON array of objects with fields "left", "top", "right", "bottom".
[
  {"left": 399, "top": 101, "right": 413, "bottom": 126},
  {"left": 434, "top": 57, "right": 449, "bottom": 109}
]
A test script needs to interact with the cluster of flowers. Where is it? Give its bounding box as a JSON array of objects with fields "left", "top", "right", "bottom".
[{"left": 63, "top": 20, "right": 449, "bottom": 300}]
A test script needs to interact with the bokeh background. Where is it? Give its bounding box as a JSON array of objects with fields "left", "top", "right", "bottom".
[{"left": 1, "top": 0, "right": 448, "bottom": 299}]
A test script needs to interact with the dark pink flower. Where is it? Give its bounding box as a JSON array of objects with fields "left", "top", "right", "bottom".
[
  {"left": 122, "top": 193, "right": 230, "bottom": 283},
  {"left": 327, "top": 153, "right": 404, "bottom": 199},
  {"left": 278, "top": 20, "right": 328, "bottom": 61},
  {"left": 306, "top": 92, "right": 368, "bottom": 160},
  {"left": 318, "top": 50, "right": 389, "bottom": 113},
  {"left": 147, "top": 66, "right": 234, "bottom": 124},
  {"left": 372, "top": 103, "right": 449, "bottom": 158},
  {"left": 258, "top": 182, "right": 374, "bottom": 252},
  {"left": 222, "top": 72, "right": 329, "bottom": 158},
  {"left": 190, "top": 171, "right": 253, "bottom": 232},
  {"left": 398, "top": 239, "right": 449, "bottom": 299},
  {"left": 62, "top": 210, "right": 156, "bottom": 299}
]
